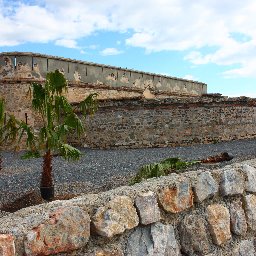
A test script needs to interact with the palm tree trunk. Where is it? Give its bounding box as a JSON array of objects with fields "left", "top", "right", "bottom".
[
  {"left": 40, "top": 149, "right": 54, "bottom": 200},
  {"left": 41, "top": 149, "right": 53, "bottom": 187}
]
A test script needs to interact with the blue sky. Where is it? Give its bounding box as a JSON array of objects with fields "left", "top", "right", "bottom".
[{"left": 0, "top": 0, "right": 256, "bottom": 97}]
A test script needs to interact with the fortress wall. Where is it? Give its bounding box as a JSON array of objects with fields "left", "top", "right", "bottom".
[
  {"left": 1, "top": 52, "right": 255, "bottom": 150},
  {"left": 81, "top": 96, "right": 256, "bottom": 148},
  {"left": 1, "top": 79, "right": 256, "bottom": 150},
  {"left": 0, "top": 82, "right": 33, "bottom": 126},
  {"left": 1, "top": 159, "right": 256, "bottom": 255},
  {"left": 0, "top": 52, "right": 207, "bottom": 99}
]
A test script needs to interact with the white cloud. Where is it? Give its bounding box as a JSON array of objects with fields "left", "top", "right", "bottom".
[
  {"left": 55, "top": 39, "right": 79, "bottom": 49},
  {"left": 1, "top": 0, "right": 256, "bottom": 78},
  {"left": 100, "top": 48, "right": 123, "bottom": 56},
  {"left": 88, "top": 44, "right": 98, "bottom": 50}
]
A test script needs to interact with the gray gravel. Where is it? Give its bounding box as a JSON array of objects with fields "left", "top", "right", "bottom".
[{"left": 1, "top": 138, "right": 256, "bottom": 204}]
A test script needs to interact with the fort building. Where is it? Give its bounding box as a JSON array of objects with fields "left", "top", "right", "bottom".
[{"left": 0, "top": 52, "right": 256, "bottom": 149}]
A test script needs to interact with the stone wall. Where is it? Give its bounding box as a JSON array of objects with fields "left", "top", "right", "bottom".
[
  {"left": 1, "top": 159, "right": 256, "bottom": 255},
  {"left": 0, "top": 52, "right": 207, "bottom": 100},
  {"left": 1, "top": 52, "right": 256, "bottom": 150},
  {"left": 1, "top": 80, "right": 256, "bottom": 150},
  {"left": 82, "top": 96, "right": 256, "bottom": 148}
]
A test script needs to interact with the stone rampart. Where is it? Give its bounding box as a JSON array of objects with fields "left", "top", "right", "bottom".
[
  {"left": 1, "top": 159, "right": 256, "bottom": 255},
  {"left": 81, "top": 96, "right": 256, "bottom": 148},
  {"left": 0, "top": 52, "right": 207, "bottom": 100},
  {"left": 0, "top": 52, "right": 255, "bottom": 150}
]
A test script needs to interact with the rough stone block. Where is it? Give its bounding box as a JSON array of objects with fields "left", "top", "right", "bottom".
[
  {"left": 158, "top": 181, "right": 193, "bottom": 213},
  {"left": 206, "top": 204, "right": 231, "bottom": 246},
  {"left": 0, "top": 234, "right": 15, "bottom": 256},
  {"left": 179, "top": 214, "right": 212, "bottom": 255},
  {"left": 194, "top": 171, "right": 218, "bottom": 202},
  {"left": 229, "top": 200, "right": 247, "bottom": 236},
  {"left": 233, "top": 239, "right": 255, "bottom": 256},
  {"left": 92, "top": 196, "right": 139, "bottom": 238},
  {"left": 220, "top": 169, "right": 244, "bottom": 196},
  {"left": 244, "top": 194, "right": 256, "bottom": 231},
  {"left": 242, "top": 164, "right": 256, "bottom": 193},
  {"left": 126, "top": 222, "right": 181, "bottom": 256},
  {"left": 135, "top": 191, "right": 161, "bottom": 225},
  {"left": 24, "top": 206, "right": 90, "bottom": 256}
]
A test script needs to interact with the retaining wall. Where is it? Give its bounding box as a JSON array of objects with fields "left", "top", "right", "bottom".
[
  {"left": 1, "top": 159, "right": 256, "bottom": 255},
  {"left": 82, "top": 96, "right": 256, "bottom": 148}
]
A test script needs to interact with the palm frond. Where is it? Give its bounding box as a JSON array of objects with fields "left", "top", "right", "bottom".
[
  {"left": 54, "top": 95, "right": 73, "bottom": 121},
  {"left": 18, "top": 121, "right": 37, "bottom": 150},
  {"left": 64, "top": 113, "right": 84, "bottom": 137},
  {"left": 46, "top": 70, "right": 68, "bottom": 95},
  {"left": 31, "top": 83, "right": 46, "bottom": 113},
  {"left": 4, "top": 114, "right": 20, "bottom": 142},
  {"left": 59, "top": 143, "right": 81, "bottom": 161},
  {"left": 79, "top": 93, "right": 98, "bottom": 116},
  {"left": 21, "top": 150, "right": 41, "bottom": 159},
  {"left": 47, "top": 130, "right": 60, "bottom": 149},
  {"left": 0, "top": 109, "right": 20, "bottom": 148}
]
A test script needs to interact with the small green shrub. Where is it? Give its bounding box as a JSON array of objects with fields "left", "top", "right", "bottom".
[{"left": 129, "top": 157, "right": 199, "bottom": 185}]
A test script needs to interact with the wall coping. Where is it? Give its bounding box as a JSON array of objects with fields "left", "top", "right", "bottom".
[{"left": 0, "top": 51, "right": 207, "bottom": 85}]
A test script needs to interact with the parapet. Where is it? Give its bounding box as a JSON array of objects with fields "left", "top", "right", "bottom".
[{"left": 0, "top": 52, "right": 207, "bottom": 98}]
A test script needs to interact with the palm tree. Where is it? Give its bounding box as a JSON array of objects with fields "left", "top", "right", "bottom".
[
  {"left": 0, "top": 98, "right": 20, "bottom": 171},
  {"left": 20, "top": 70, "right": 98, "bottom": 200}
]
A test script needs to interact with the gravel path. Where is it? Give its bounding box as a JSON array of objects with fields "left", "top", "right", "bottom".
[{"left": 1, "top": 138, "right": 256, "bottom": 204}]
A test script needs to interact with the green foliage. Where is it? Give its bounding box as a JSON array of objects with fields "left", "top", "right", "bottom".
[
  {"left": 130, "top": 157, "right": 199, "bottom": 185},
  {"left": 20, "top": 70, "right": 98, "bottom": 161},
  {"left": 21, "top": 150, "right": 41, "bottom": 159},
  {"left": 59, "top": 143, "right": 81, "bottom": 161},
  {"left": 0, "top": 98, "right": 20, "bottom": 149}
]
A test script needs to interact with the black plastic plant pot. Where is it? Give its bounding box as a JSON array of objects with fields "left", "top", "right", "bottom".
[{"left": 40, "top": 186, "right": 54, "bottom": 201}]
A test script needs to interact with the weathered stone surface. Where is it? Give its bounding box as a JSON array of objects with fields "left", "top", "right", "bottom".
[
  {"left": 229, "top": 200, "right": 247, "bottom": 236},
  {"left": 158, "top": 181, "right": 193, "bottom": 213},
  {"left": 233, "top": 239, "right": 255, "bottom": 256},
  {"left": 244, "top": 194, "right": 256, "bottom": 231},
  {"left": 95, "top": 248, "right": 124, "bottom": 256},
  {"left": 0, "top": 234, "right": 15, "bottom": 256},
  {"left": 92, "top": 196, "right": 139, "bottom": 238},
  {"left": 135, "top": 191, "right": 161, "bottom": 225},
  {"left": 194, "top": 171, "right": 218, "bottom": 202},
  {"left": 220, "top": 169, "right": 244, "bottom": 196},
  {"left": 24, "top": 206, "right": 90, "bottom": 256},
  {"left": 206, "top": 204, "right": 231, "bottom": 246},
  {"left": 179, "top": 214, "right": 212, "bottom": 255},
  {"left": 126, "top": 222, "right": 181, "bottom": 256},
  {"left": 242, "top": 164, "right": 256, "bottom": 193}
]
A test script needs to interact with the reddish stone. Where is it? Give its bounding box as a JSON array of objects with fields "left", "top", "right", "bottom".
[
  {"left": 0, "top": 234, "right": 15, "bottom": 256},
  {"left": 24, "top": 206, "right": 90, "bottom": 256},
  {"left": 158, "top": 182, "right": 193, "bottom": 213}
]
